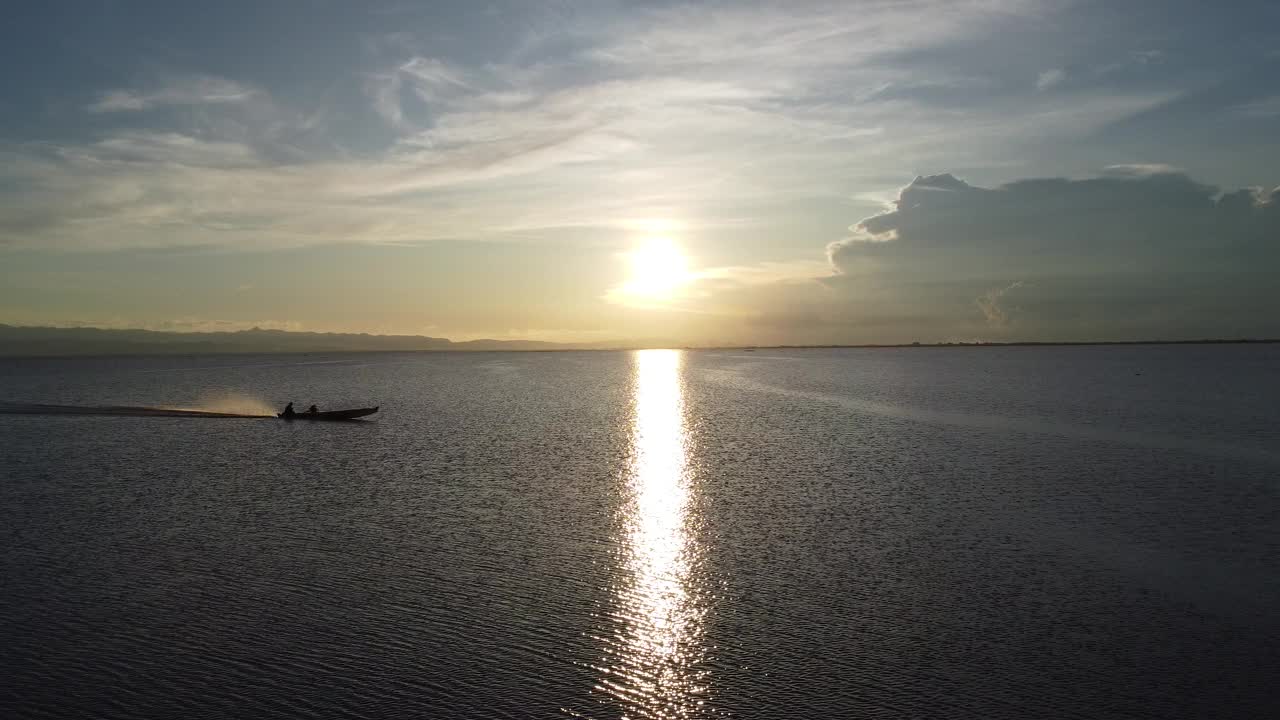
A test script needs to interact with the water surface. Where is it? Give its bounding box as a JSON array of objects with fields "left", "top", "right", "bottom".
[{"left": 2, "top": 346, "right": 1277, "bottom": 718}]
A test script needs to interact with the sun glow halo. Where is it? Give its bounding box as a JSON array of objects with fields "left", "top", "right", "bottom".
[{"left": 622, "top": 237, "right": 692, "bottom": 301}]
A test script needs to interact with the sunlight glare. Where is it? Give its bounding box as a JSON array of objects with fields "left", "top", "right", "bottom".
[
  {"left": 621, "top": 237, "right": 693, "bottom": 302},
  {"left": 595, "top": 349, "right": 710, "bottom": 718}
]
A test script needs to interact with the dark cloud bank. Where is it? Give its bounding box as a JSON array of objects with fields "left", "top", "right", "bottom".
[{"left": 823, "top": 169, "right": 1279, "bottom": 342}]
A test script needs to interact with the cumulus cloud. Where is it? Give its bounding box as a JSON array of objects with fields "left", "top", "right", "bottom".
[{"left": 825, "top": 170, "right": 1280, "bottom": 340}]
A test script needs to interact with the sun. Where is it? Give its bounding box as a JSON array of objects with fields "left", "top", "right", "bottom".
[{"left": 621, "top": 237, "right": 692, "bottom": 302}]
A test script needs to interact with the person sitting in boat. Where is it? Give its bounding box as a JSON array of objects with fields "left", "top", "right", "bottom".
[
  {"left": 282, "top": 402, "right": 296, "bottom": 418},
  {"left": 307, "top": 404, "right": 319, "bottom": 414}
]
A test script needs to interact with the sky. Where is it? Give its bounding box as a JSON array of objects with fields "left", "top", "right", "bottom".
[{"left": 1, "top": 0, "right": 1277, "bottom": 344}]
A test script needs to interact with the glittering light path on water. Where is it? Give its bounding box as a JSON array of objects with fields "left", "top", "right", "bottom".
[{"left": 586, "top": 349, "right": 712, "bottom": 719}]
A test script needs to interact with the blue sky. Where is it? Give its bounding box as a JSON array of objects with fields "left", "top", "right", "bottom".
[{"left": 1, "top": 0, "right": 1277, "bottom": 343}]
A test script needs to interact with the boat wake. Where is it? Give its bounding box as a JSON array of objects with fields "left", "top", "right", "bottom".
[{"left": 0, "top": 402, "right": 274, "bottom": 419}]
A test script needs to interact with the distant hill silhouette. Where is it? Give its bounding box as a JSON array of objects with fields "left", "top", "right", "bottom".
[
  {"left": 0, "top": 324, "right": 580, "bottom": 356},
  {"left": 0, "top": 324, "right": 1273, "bottom": 356}
]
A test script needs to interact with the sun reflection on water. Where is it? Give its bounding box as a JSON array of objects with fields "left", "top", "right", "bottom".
[{"left": 591, "top": 349, "right": 711, "bottom": 718}]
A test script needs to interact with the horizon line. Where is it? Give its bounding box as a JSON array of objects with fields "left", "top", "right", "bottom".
[{"left": 0, "top": 322, "right": 1277, "bottom": 357}]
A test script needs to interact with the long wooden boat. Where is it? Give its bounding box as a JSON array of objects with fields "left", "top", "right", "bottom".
[{"left": 278, "top": 406, "right": 379, "bottom": 421}]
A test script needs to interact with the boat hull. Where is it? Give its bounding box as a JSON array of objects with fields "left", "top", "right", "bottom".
[{"left": 278, "top": 406, "right": 379, "bottom": 421}]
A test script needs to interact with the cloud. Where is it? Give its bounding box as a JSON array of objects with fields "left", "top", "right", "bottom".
[
  {"left": 603, "top": 257, "right": 833, "bottom": 310},
  {"left": 825, "top": 170, "right": 1280, "bottom": 340},
  {"left": 635, "top": 166, "right": 1280, "bottom": 345},
  {"left": 1104, "top": 163, "right": 1181, "bottom": 176},
  {"left": 21, "top": 317, "right": 303, "bottom": 333},
  {"left": 365, "top": 71, "right": 407, "bottom": 128},
  {"left": 1130, "top": 50, "right": 1164, "bottom": 65},
  {"left": 88, "top": 75, "right": 259, "bottom": 113},
  {"left": 0, "top": 1, "right": 1217, "bottom": 258},
  {"left": 975, "top": 281, "right": 1025, "bottom": 328},
  {"left": 93, "top": 132, "right": 261, "bottom": 168},
  {"left": 1035, "top": 69, "right": 1065, "bottom": 91},
  {"left": 1232, "top": 96, "right": 1280, "bottom": 118},
  {"left": 398, "top": 56, "right": 472, "bottom": 100},
  {"left": 698, "top": 260, "right": 836, "bottom": 288},
  {"left": 586, "top": 1, "right": 1040, "bottom": 71}
]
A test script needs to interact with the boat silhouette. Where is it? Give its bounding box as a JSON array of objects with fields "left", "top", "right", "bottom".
[{"left": 278, "top": 406, "right": 379, "bottom": 421}]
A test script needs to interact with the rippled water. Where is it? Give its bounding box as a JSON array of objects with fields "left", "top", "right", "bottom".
[{"left": 2, "top": 346, "right": 1278, "bottom": 718}]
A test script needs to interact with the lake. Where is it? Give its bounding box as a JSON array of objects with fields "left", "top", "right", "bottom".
[{"left": 2, "top": 346, "right": 1278, "bottom": 718}]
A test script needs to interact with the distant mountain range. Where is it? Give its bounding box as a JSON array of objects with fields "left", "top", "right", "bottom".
[{"left": 0, "top": 324, "right": 589, "bottom": 356}]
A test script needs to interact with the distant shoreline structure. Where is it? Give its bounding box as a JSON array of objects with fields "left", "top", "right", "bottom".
[{"left": 0, "top": 323, "right": 1276, "bottom": 357}]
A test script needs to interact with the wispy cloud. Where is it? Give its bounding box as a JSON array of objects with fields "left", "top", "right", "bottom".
[
  {"left": 88, "top": 75, "right": 259, "bottom": 113},
  {"left": 365, "top": 71, "right": 407, "bottom": 129},
  {"left": 0, "top": 1, "right": 1206, "bottom": 255},
  {"left": 1104, "top": 163, "right": 1181, "bottom": 176},
  {"left": 1232, "top": 96, "right": 1280, "bottom": 118},
  {"left": 976, "top": 281, "right": 1025, "bottom": 328},
  {"left": 603, "top": 257, "right": 833, "bottom": 310},
  {"left": 1130, "top": 49, "right": 1164, "bottom": 65},
  {"left": 1035, "top": 68, "right": 1065, "bottom": 91},
  {"left": 7, "top": 317, "right": 304, "bottom": 333}
]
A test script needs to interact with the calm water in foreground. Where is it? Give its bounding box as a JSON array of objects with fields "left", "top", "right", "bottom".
[{"left": 2, "top": 346, "right": 1278, "bottom": 719}]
